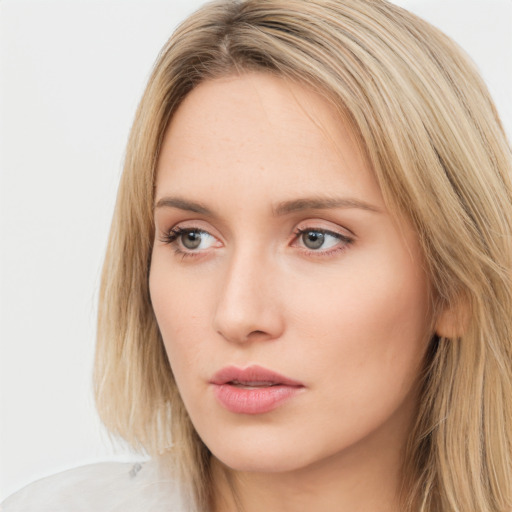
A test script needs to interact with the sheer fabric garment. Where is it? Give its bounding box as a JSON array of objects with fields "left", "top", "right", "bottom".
[{"left": 1, "top": 459, "right": 188, "bottom": 511}]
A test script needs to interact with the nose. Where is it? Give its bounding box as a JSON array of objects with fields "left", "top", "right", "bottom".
[{"left": 213, "top": 248, "right": 285, "bottom": 344}]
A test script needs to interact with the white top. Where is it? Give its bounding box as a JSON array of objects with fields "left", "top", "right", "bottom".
[{"left": 1, "top": 460, "right": 188, "bottom": 512}]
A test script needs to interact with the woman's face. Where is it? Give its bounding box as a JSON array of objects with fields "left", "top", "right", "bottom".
[{"left": 150, "top": 73, "right": 434, "bottom": 474}]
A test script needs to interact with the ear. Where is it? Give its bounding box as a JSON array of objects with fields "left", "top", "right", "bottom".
[{"left": 435, "top": 299, "right": 469, "bottom": 339}]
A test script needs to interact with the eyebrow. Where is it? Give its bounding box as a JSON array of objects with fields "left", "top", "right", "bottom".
[
  {"left": 273, "top": 197, "right": 382, "bottom": 215},
  {"left": 154, "top": 195, "right": 382, "bottom": 215},
  {"left": 154, "top": 197, "right": 212, "bottom": 214}
]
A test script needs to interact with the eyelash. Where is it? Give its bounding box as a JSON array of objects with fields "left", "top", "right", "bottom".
[{"left": 159, "top": 225, "right": 354, "bottom": 260}]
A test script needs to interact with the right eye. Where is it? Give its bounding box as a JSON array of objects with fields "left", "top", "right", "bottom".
[{"left": 162, "top": 227, "right": 219, "bottom": 252}]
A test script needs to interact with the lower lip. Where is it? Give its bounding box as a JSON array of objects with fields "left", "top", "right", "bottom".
[{"left": 212, "top": 383, "right": 303, "bottom": 414}]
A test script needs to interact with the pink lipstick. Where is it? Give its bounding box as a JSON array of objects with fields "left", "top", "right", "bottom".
[{"left": 210, "top": 365, "right": 304, "bottom": 414}]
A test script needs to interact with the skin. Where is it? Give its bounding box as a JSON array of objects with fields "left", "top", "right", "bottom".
[{"left": 150, "top": 72, "right": 437, "bottom": 512}]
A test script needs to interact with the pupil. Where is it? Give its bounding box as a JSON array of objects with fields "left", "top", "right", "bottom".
[
  {"left": 182, "top": 231, "right": 201, "bottom": 249},
  {"left": 303, "top": 231, "right": 324, "bottom": 249}
]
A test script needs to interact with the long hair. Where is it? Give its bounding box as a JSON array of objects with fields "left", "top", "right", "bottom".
[{"left": 94, "top": 1, "right": 512, "bottom": 510}]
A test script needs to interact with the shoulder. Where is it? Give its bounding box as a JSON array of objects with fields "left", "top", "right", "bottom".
[{"left": 1, "top": 460, "right": 187, "bottom": 512}]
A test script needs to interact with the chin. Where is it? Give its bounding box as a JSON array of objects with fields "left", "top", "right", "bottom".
[
  {"left": 202, "top": 426, "right": 333, "bottom": 475},
  {"left": 214, "top": 448, "right": 311, "bottom": 474}
]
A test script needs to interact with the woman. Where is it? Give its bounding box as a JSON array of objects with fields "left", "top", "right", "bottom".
[{"left": 3, "top": 0, "right": 512, "bottom": 510}]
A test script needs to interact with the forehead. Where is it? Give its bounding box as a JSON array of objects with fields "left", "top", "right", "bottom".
[{"left": 155, "top": 72, "right": 382, "bottom": 209}]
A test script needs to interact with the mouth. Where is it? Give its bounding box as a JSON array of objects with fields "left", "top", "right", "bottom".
[
  {"left": 210, "top": 364, "right": 303, "bottom": 387},
  {"left": 228, "top": 380, "right": 282, "bottom": 389},
  {"left": 210, "top": 365, "right": 304, "bottom": 414}
]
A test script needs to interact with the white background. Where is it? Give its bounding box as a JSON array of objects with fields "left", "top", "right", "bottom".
[{"left": 0, "top": 0, "right": 511, "bottom": 501}]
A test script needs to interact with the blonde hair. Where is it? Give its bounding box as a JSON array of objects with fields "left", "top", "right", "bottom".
[{"left": 94, "top": 0, "right": 512, "bottom": 510}]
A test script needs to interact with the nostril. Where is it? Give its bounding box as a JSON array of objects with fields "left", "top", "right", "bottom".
[{"left": 216, "top": 327, "right": 276, "bottom": 345}]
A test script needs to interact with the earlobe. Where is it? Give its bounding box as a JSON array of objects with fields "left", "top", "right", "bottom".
[{"left": 435, "top": 300, "right": 468, "bottom": 339}]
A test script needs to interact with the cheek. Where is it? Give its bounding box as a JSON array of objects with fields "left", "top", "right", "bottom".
[
  {"left": 285, "top": 249, "right": 431, "bottom": 390},
  {"left": 149, "top": 260, "right": 213, "bottom": 382}
]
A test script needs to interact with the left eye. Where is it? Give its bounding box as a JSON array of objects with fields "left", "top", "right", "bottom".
[{"left": 297, "top": 229, "right": 344, "bottom": 250}]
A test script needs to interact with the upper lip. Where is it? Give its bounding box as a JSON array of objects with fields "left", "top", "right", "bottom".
[{"left": 210, "top": 365, "right": 304, "bottom": 387}]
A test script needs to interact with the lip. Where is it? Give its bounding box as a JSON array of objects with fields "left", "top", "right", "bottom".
[{"left": 210, "top": 365, "right": 304, "bottom": 415}]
